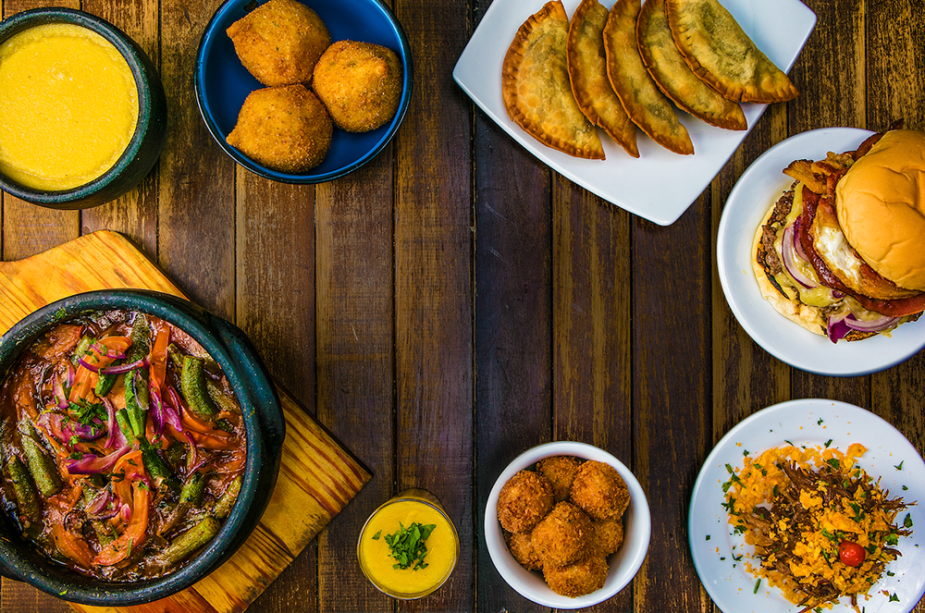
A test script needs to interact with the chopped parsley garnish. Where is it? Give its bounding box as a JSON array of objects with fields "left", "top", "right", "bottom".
[
  {"left": 825, "top": 439, "right": 833, "bottom": 448},
  {"left": 753, "top": 578, "right": 762, "bottom": 594},
  {"left": 895, "top": 460, "right": 904, "bottom": 471},
  {"left": 826, "top": 458, "right": 840, "bottom": 470},
  {"left": 706, "top": 535, "right": 711, "bottom": 541},
  {"left": 889, "top": 593, "right": 900, "bottom": 602},
  {"left": 904, "top": 514, "right": 913, "bottom": 529},
  {"left": 371, "top": 530, "right": 381, "bottom": 540},
  {"left": 382, "top": 522, "right": 436, "bottom": 570},
  {"left": 743, "top": 449, "right": 750, "bottom": 457},
  {"left": 817, "top": 418, "right": 824, "bottom": 425}
]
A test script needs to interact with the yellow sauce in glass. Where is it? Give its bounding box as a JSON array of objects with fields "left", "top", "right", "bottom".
[
  {"left": 0, "top": 23, "right": 138, "bottom": 191},
  {"left": 358, "top": 497, "right": 458, "bottom": 598}
]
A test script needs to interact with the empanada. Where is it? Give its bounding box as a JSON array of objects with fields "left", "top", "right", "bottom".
[
  {"left": 603, "top": 0, "right": 693, "bottom": 155},
  {"left": 636, "top": 0, "right": 746, "bottom": 130},
  {"left": 665, "top": 0, "right": 798, "bottom": 103},
  {"left": 502, "top": 1, "right": 605, "bottom": 160},
  {"left": 567, "top": 0, "right": 638, "bottom": 157}
]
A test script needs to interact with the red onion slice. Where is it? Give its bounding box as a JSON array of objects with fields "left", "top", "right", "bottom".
[
  {"left": 781, "top": 223, "right": 818, "bottom": 290},
  {"left": 77, "top": 357, "right": 100, "bottom": 373},
  {"left": 844, "top": 314, "right": 900, "bottom": 333},
  {"left": 827, "top": 315, "right": 851, "bottom": 344},
  {"left": 86, "top": 489, "right": 112, "bottom": 514}
]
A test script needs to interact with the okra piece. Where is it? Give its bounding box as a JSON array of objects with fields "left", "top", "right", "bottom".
[
  {"left": 164, "top": 441, "right": 186, "bottom": 470},
  {"left": 212, "top": 474, "right": 242, "bottom": 519},
  {"left": 206, "top": 379, "right": 241, "bottom": 416},
  {"left": 212, "top": 418, "right": 234, "bottom": 433},
  {"left": 179, "top": 472, "right": 207, "bottom": 505},
  {"left": 181, "top": 357, "right": 217, "bottom": 421},
  {"left": 70, "top": 334, "right": 95, "bottom": 366},
  {"left": 125, "top": 369, "right": 150, "bottom": 438},
  {"left": 158, "top": 517, "right": 220, "bottom": 566},
  {"left": 95, "top": 366, "right": 119, "bottom": 397},
  {"left": 127, "top": 315, "right": 150, "bottom": 361},
  {"left": 141, "top": 442, "right": 178, "bottom": 493},
  {"left": 6, "top": 456, "right": 41, "bottom": 532},
  {"left": 18, "top": 421, "right": 62, "bottom": 497},
  {"left": 115, "top": 408, "right": 136, "bottom": 443}
]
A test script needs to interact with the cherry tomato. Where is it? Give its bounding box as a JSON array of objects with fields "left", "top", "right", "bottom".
[{"left": 839, "top": 540, "right": 866, "bottom": 567}]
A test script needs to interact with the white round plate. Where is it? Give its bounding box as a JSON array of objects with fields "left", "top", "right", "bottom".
[
  {"left": 716, "top": 127, "right": 925, "bottom": 376},
  {"left": 689, "top": 399, "right": 925, "bottom": 613}
]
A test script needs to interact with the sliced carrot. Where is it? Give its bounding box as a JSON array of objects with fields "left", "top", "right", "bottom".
[
  {"left": 52, "top": 523, "right": 95, "bottom": 567},
  {"left": 69, "top": 338, "right": 131, "bottom": 402},
  {"left": 148, "top": 327, "right": 170, "bottom": 391},
  {"left": 95, "top": 483, "right": 149, "bottom": 566}
]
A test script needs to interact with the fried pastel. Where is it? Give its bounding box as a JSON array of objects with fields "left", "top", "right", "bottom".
[
  {"left": 226, "top": 0, "right": 330, "bottom": 87},
  {"left": 636, "top": 0, "right": 746, "bottom": 131},
  {"left": 603, "top": 0, "right": 693, "bottom": 155},
  {"left": 665, "top": 0, "right": 798, "bottom": 103},
  {"left": 226, "top": 84, "right": 332, "bottom": 173},
  {"left": 502, "top": 0, "right": 605, "bottom": 160},
  {"left": 567, "top": 0, "right": 638, "bottom": 157}
]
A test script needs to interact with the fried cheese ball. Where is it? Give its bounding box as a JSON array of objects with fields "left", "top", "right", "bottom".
[
  {"left": 593, "top": 517, "right": 625, "bottom": 556},
  {"left": 226, "top": 84, "right": 332, "bottom": 173},
  {"left": 312, "top": 40, "right": 403, "bottom": 132},
  {"left": 505, "top": 531, "right": 543, "bottom": 571},
  {"left": 543, "top": 553, "right": 609, "bottom": 598},
  {"left": 530, "top": 502, "right": 593, "bottom": 567},
  {"left": 227, "top": 0, "right": 330, "bottom": 86},
  {"left": 570, "top": 460, "right": 630, "bottom": 521},
  {"left": 497, "top": 470, "right": 554, "bottom": 534},
  {"left": 537, "top": 455, "right": 583, "bottom": 502}
]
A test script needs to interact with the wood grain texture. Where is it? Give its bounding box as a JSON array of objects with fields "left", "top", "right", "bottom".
[
  {"left": 553, "top": 176, "right": 632, "bottom": 612},
  {"left": 632, "top": 199, "right": 712, "bottom": 613},
  {"left": 314, "top": 156, "right": 395, "bottom": 613},
  {"left": 393, "top": 0, "right": 473, "bottom": 609},
  {"left": 0, "top": 232, "right": 369, "bottom": 613},
  {"left": 474, "top": 109, "right": 552, "bottom": 612}
]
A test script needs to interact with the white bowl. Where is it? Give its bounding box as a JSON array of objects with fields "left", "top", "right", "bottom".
[{"left": 484, "top": 441, "right": 651, "bottom": 609}]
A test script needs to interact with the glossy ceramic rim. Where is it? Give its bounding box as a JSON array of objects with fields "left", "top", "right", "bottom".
[
  {"left": 0, "top": 290, "right": 283, "bottom": 605},
  {"left": 484, "top": 441, "right": 651, "bottom": 609},
  {"left": 194, "top": 0, "right": 413, "bottom": 184},
  {"left": 356, "top": 495, "right": 460, "bottom": 599},
  {"left": 0, "top": 8, "right": 164, "bottom": 208}
]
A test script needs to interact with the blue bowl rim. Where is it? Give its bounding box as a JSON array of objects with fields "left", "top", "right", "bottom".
[
  {"left": 194, "top": 0, "right": 414, "bottom": 184},
  {"left": 0, "top": 8, "right": 159, "bottom": 204}
]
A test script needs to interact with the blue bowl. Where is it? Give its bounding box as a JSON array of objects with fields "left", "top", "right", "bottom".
[{"left": 195, "top": 0, "right": 413, "bottom": 183}]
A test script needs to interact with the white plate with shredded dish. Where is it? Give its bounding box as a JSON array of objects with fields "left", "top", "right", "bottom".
[
  {"left": 689, "top": 399, "right": 925, "bottom": 613},
  {"left": 716, "top": 127, "right": 925, "bottom": 376},
  {"left": 452, "top": 0, "right": 816, "bottom": 226}
]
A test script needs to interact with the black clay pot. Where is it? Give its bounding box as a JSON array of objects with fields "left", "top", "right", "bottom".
[
  {"left": 0, "top": 290, "right": 285, "bottom": 605},
  {"left": 0, "top": 8, "right": 168, "bottom": 209}
]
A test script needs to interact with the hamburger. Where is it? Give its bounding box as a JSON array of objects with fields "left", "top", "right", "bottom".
[{"left": 753, "top": 128, "right": 925, "bottom": 342}]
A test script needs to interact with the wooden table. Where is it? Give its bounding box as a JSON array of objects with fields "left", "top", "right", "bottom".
[{"left": 2, "top": 0, "right": 924, "bottom": 611}]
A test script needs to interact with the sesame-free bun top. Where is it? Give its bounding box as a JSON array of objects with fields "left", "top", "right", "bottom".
[{"left": 836, "top": 129, "right": 925, "bottom": 292}]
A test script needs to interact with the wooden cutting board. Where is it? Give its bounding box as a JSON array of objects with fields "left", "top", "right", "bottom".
[{"left": 0, "top": 230, "right": 371, "bottom": 613}]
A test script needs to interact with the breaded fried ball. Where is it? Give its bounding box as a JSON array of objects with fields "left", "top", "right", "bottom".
[
  {"left": 593, "top": 517, "right": 624, "bottom": 556},
  {"left": 227, "top": 0, "right": 330, "bottom": 86},
  {"left": 505, "top": 531, "right": 543, "bottom": 571},
  {"left": 226, "top": 84, "right": 332, "bottom": 173},
  {"left": 530, "top": 502, "right": 593, "bottom": 567},
  {"left": 543, "top": 553, "right": 609, "bottom": 598},
  {"left": 312, "top": 40, "right": 403, "bottom": 132},
  {"left": 570, "top": 460, "right": 630, "bottom": 521},
  {"left": 497, "top": 470, "right": 554, "bottom": 534},
  {"left": 537, "top": 455, "right": 583, "bottom": 502}
]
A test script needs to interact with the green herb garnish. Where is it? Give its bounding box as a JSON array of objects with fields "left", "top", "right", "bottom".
[{"left": 382, "top": 522, "right": 436, "bottom": 570}]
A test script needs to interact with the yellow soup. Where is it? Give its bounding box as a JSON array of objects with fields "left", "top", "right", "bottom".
[
  {"left": 358, "top": 498, "right": 458, "bottom": 598},
  {"left": 0, "top": 23, "right": 139, "bottom": 191}
]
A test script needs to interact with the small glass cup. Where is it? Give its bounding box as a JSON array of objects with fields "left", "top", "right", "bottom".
[{"left": 357, "top": 489, "right": 459, "bottom": 599}]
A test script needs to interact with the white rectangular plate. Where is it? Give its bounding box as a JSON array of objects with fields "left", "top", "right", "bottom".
[{"left": 453, "top": 0, "right": 817, "bottom": 226}]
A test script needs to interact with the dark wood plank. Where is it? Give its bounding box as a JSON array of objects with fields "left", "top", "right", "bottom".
[
  {"left": 81, "top": 0, "right": 159, "bottom": 256},
  {"left": 711, "top": 104, "right": 791, "bottom": 439},
  {"left": 233, "top": 174, "right": 319, "bottom": 613},
  {"left": 157, "top": 0, "right": 235, "bottom": 319},
  {"left": 392, "top": 0, "right": 473, "bottom": 609},
  {"left": 474, "top": 110, "right": 552, "bottom": 611},
  {"left": 552, "top": 177, "right": 632, "bottom": 612},
  {"left": 632, "top": 198, "right": 712, "bottom": 613},
  {"left": 313, "top": 157, "right": 396, "bottom": 613}
]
